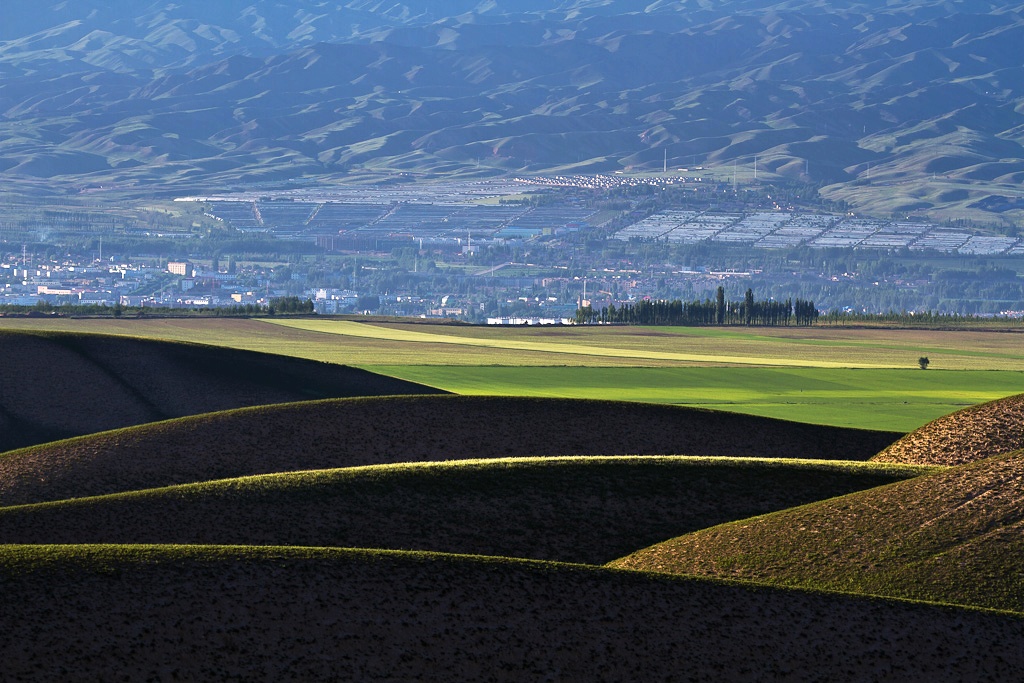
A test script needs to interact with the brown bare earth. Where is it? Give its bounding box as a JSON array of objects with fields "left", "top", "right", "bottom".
[
  {"left": 0, "top": 458, "right": 929, "bottom": 564},
  {"left": 611, "top": 451, "right": 1024, "bottom": 613},
  {"left": 1, "top": 329, "right": 1009, "bottom": 679},
  {"left": 0, "top": 396, "right": 901, "bottom": 506},
  {"left": 0, "top": 331, "right": 444, "bottom": 452},
  {"left": 873, "top": 393, "right": 1024, "bottom": 466},
  {"left": 1, "top": 546, "right": 1023, "bottom": 682}
]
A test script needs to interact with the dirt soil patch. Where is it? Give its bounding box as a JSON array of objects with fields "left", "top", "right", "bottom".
[
  {"left": 0, "top": 331, "right": 443, "bottom": 452},
  {"left": 0, "top": 396, "right": 901, "bottom": 506},
  {"left": 0, "top": 458, "right": 930, "bottom": 564},
  {"left": 873, "top": 393, "right": 1024, "bottom": 465},
  {"left": 1, "top": 546, "right": 1022, "bottom": 681}
]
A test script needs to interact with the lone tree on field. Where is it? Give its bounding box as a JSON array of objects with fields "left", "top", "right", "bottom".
[{"left": 918, "top": 356, "right": 930, "bottom": 370}]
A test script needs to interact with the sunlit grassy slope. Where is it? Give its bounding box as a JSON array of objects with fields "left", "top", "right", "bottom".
[
  {"left": 611, "top": 451, "right": 1024, "bottom": 614},
  {"left": 874, "top": 393, "right": 1024, "bottom": 466},
  {"left": 264, "top": 320, "right": 1024, "bottom": 429}
]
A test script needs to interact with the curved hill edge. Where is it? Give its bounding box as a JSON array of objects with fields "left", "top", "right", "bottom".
[
  {"left": 610, "top": 450, "right": 1024, "bottom": 614},
  {"left": 0, "top": 456, "right": 937, "bottom": 565},
  {"left": 872, "top": 392, "right": 1024, "bottom": 466},
  {"left": 0, "top": 329, "right": 445, "bottom": 452},
  {"left": 2, "top": 544, "right": 1023, "bottom": 681},
  {"left": 0, "top": 543, "right": 1014, "bottom": 615},
  {"left": 0, "top": 395, "right": 904, "bottom": 506}
]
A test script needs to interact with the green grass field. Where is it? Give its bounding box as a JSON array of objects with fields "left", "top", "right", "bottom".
[
  {"left": 267, "top": 318, "right": 1024, "bottom": 370},
  {"left": 370, "top": 366, "right": 1024, "bottom": 431},
  {"left": 263, "top": 320, "right": 1024, "bottom": 429},
  {"left": 1, "top": 317, "right": 1021, "bottom": 430}
]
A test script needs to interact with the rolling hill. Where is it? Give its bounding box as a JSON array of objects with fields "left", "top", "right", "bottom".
[
  {"left": 0, "top": 321, "right": 1016, "bottom": 677},
  {"left": 0, "top": 457, "right": 933, "bottom": 564},
  {"left": 2, "top": 1, "right": 1022, "bottom": 220},
  {"left": 1, "top": 545, "right": 1022, "bottom": 681},
  {"left": 0, "top": 395, "right": 902, "bottom": 506},
  {"left": 611, "top": 450, "right": 1024, "bottom": 613},
  {"left": 873, "top": 392, "right": 1024, "bottom": 466},
  {"left": 0, "top": 330, "right": 444, "bottom": 452}
]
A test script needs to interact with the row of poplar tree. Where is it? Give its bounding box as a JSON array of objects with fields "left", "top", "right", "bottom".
[{"left": 574, "top": 287, "right": 819, "bottom": 326}]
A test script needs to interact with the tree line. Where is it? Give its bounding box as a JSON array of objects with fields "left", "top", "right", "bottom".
[
  {"left": 814, "top": 308, "right": 1016, "bottom": 327},
  {"left": 0, "top": 296, "right": 314, "bottom": 318},
  {"left": 574, "top": 287, "right": 818, "bottom": 326}
]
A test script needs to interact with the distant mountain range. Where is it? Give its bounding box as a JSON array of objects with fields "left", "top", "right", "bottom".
[{"left": 2, "top": 1, "right": 1022, "bottom": 219}]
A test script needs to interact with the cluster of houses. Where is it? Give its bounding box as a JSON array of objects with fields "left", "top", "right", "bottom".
[
  {"left": 0, "top": 259, "right": 276, "bottom": 310},
  {"left": 0, "top": 257, "right": 401, "bottom": 315}
]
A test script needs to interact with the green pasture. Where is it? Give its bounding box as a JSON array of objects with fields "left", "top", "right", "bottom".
[
  {"left": 264, "top": 319, "right": 1024, "bottom": 371},
  {"left": 264, "top": 319, "right": 898, "bottom": 368},
  {"left": 260, "top": 320, "right": 1024, "bottom": 430},
  {"left": 4, "top": 316, "right": 1024, "bottom": 370},
  {"left": 1, "top": 317, "right": 1021, "bottom": 430},
  {"left": 370, "top": 366, "right": 1024, "bottom": 432}
]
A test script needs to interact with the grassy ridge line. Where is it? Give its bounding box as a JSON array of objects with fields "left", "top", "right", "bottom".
[
  {"left": 0, "top": 543, "right": 1004, "bottom": 612},
  {"left": 610, "top": 451, "right": 1024, "bottom": 614},
  {"left": 0, "top": 396, "right": 902, "bottom": 507},
  {"left": 0, "top": 456, "right": 937, "bottom": 564},
  {"left": 264, "top": 319, "right": 898, "bottom": 368},
  {"left": 2, "top": 544, "right": 1023, "bottom": 681}
]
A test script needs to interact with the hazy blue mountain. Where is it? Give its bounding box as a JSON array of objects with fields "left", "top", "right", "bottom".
[{"left": 1, "top": 0, "right": 1022, "bottom": 217}]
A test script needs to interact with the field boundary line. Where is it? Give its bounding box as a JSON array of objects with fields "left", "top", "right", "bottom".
[{"left": 261, "top": 320, "right": 897, "bottom": 369}]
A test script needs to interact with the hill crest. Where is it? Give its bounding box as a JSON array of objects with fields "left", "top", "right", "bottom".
[
  {"left": 2, "top": 1, "right": 1022, "bottom": 220},
  {"left": 0, "top": 456, "right": 931, "bottom": 564},
  {"left": 0, "top": 330, "right": 444, "bottom": 452},
  {"left": 872, "top": 392, "right": 1024, "bottom": 466},
  {"left": 0, "top": 394, "right": 901, "bottom": 506},
  {"left": 611, "top": 449, "right": 1024, "bottom": 613}
]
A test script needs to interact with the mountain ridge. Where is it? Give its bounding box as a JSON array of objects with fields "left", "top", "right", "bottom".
[{"left": 2, "top": 1, "right": 1022, "bottom": 221}]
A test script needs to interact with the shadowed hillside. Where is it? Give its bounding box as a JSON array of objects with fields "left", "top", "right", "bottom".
[
  {"left": 0, "top": 331, "right": 445, "bottom": 452},
  {"left": 873, "top": 393, "right": 1024, "bottom": 466},
  {"left": 611, "top": 451, "right": 1024, "bottom": 613},
  {"left": 0, "top": 457, "right": 932, "bottom": 564},
  {"left": 1, "top": 545, "right": 1022, "bottom": 681},
  {"left": 0, "top": 395, "right": 902, "bottom": 506}
]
